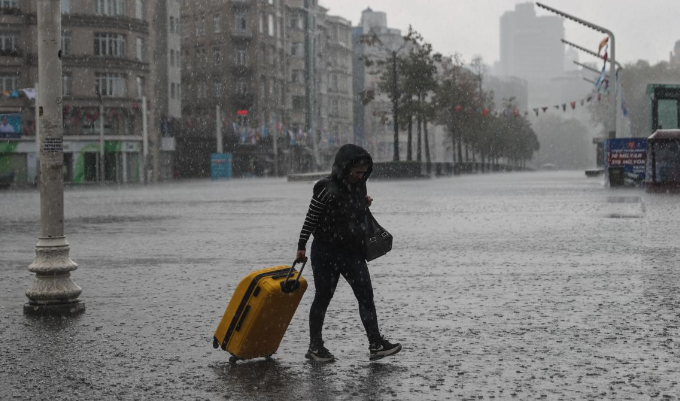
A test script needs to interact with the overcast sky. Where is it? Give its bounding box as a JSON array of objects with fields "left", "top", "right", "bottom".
[{"left": 320, "top": 0, "right": 679, "bottom": 68}]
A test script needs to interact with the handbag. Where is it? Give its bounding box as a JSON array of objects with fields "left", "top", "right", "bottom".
[{"left": 363, "top": 209, "right": 393, "bottom": 262}]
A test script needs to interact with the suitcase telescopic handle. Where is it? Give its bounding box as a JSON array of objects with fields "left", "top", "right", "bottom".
[{"left": 281, "top": 257, "right": 307, "bottom": 293}]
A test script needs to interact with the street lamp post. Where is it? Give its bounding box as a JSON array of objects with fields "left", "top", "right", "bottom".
[
  {"left": 536, "top": 2, "right": 621, "bottom": 138},
  {"left": 25, "top": 0, "right": 84, "bottom": 316},
  {"left": 361, "top": 29, "right": 409, "bottom": 161},
  {"left": 391, "top": 50, "right": 399, "bottom": 161}
]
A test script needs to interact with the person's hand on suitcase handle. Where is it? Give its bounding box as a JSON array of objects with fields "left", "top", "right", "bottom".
[{"left": 295, "top": 250, "right": 307, "bottom": 264}]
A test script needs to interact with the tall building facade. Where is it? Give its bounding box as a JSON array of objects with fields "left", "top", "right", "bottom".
[
  {"left": 671, "top": 40, "right": 680, "bottom": 69},
  {"left": 498, "top": 2, "right": 564, "bottom": 108},
  {"left": 0, "top": 0, "right": 179, "bottom": 185},
  {"left": 499, "top": 3, "right": 564, "bottom": 80},
  {"left": 179, "top": 0, "right": 352, "bottom": 176},
  {"left": 315, "top": 11, "right": 353, "bottom": 157}
]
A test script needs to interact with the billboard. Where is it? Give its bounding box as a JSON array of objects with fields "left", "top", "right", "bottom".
[
  {"left": 0, "top": 113, "right": 21, "bottom": 138},
  {"left": 605, "top": 138, "right": 647, "bottom": 187}
]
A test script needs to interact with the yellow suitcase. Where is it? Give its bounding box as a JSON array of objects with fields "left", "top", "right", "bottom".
[{"left": 213, "top": 259, "right": 308, "bottom": 364}]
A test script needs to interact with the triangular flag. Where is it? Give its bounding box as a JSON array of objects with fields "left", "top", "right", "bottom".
[
  {"left": 570, "top": 101, "right": 576, "bottom": 110},
  {"left": 513, "top": 109, "right": 519, "bottom": 118},
  {"left": 587, "top": 96, "right": 593, "bottom": 102},
  {"left": 598, "top": 37, "right": 609, "bottom": 55},
  {"left": 533, "top": 108, "right": 539, "bottom": 117},
  {"left": 580, "top": 99, "right": 585, "bottom": 106},
  {"left": 562, "top": 104, "right": 566, "bottom": 112},
  {"left": 20, "top": 88, "right": 37, "bottom": 99},
  {"left": 542, "top": 107, "right": 548, "bottom": 113},
  {"left": 597, "top": 93, "right": 602, "bottom": 102},
  {"left": 554, "top": 105, "right": 559, "bottom": 110}
]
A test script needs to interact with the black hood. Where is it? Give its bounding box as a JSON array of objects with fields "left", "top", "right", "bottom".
[{"left": 331, "top": 144, "right": 373, "bottom": 183}]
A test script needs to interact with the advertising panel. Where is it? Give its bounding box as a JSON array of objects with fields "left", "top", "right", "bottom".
[
  {"left": 0, "top": 113, "right": 21, "bottom": 138},
  {"left": 210, "top": 153, "right": 232, "bottom": 180},
  {"left": 605, "top": 138, "right": 647, "bottom": 187}
]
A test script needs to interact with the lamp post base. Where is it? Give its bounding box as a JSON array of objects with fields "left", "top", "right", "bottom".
[
  {"left": 25, "top": 237, "right": 85, "bottom": 316},
  {"left": 24, "top": 299, "right": 86, "bottom": 316}
]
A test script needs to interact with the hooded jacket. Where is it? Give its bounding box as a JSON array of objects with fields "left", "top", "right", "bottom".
[{"left": 298, "top": 144, "right": 374, "bottom": 252}]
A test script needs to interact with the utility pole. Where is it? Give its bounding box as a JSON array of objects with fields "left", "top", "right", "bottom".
[
  {"left": 304, "top": 3, "right": 319, "bottom": 170},
  {"left": 98, "top": 91, "right": 104, "bottom": 182},
  {"left": 391, "top": 51, "right": 399, "bottom": 161},
  {"left": 25, "top": 0, "right": 84, "bottom": 316},
  {"left": 215, "top": 105, "right": 223, "bottom": 154},
  {"left": 142, "top": 96, "right": 148, "bottom": 183}
]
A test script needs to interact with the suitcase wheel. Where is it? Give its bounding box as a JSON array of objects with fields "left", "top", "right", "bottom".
[
  {"left": 212, "top": 337, "right": 219, "bottom": 349},
  {"left": 229, "top": 356, "right": 238, "bottom": 366}
]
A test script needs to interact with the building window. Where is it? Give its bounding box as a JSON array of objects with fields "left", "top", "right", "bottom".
[
  {"left": 290, "top": 42, "right": 302, "bottom": 56},
  {"left": 259, "top": 13, "right": 263, "bottom": 33},
  {"left": 0, "top": 74, "right": 17, "bottom": 92},
  {"left": 214, "top": 80, "right": 222, "bottom": 98},
  {"left": 61, "top": 31, "right": 72, "bottom": 56},
  {"left": 292, "top": 96, "right": 304, "bottom": 110},
  {"left": 170, "top": 83, "right": 175, "bottom": 99},
  {"left": 260, "top": 77, "right": 265, "bottom": 99},
  {"left": 169, "top": 17, "right": 176, "bottom": 34},
  {"left": 181, "top": 17, "right": 189, "bottom": 38},
  {"left": 277, "top": 17, "right": 282, "bottom": 37},
  {"left": 235, "top": 46, "right": 247, "bottom": 66},
  {"left": 135, "top": 37, "right": 143, "bottom": 61},
  {"left": 196, "top": 14, "right": 206, "bottom": 36},
  {"left": 169, "top": 49, "right": 175, "bottom": 67},
  {"left": 266, "top": 46, "right": 274, "bottom": 65},
  {"left": 0, "top": 0, "right": 18, "bottom": 8},
  {"left": 94, "top": 33, "right": 127, "bottom": 58},
  {"left": 136, "top": 76, "right": 144, "bottom": 98},
  {"left": 213, "top": 47, "right": 221, "bottom": 65},
  {"left": 135, "top": 0, "right": 143, "bottom": 19},
  {"left": 289, "top": 15, "right": 303, "bottom": 29},
  {"left": 235, "top": 13, "right": 247, "bottom": 32},
  {"left": 196, "top": 47, "right": 206, "bottom": 65},
  {"left": 236, "top": 80, "right": 248, "bottom": 94},
  {"left": 95, "top": 73, "right": 127, "bottom": 97},
  {"left": 0, "top": 32, "right": 18, "bottom": 56},
  {"left": 268, "top": 14, "right": 274, "bottom": 36},
  {"left": 94, "top": 0, "right": 125, "bottom": 16},
  {"left": 61, "top": 0, "right": 71, "bottom": 14},
  {"left": 197, "top": 82, "right": 207, "bottom": 98},
  {"left": 213, "top": 13, "right": 221, "bottom": 33},
  {"left": 62, "top": 73, "right": 72, "bottom": 96}
]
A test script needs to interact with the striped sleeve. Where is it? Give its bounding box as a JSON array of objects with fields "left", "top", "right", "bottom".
[{"left": 298, "top": 186, "right": 331, "bottom": 250}]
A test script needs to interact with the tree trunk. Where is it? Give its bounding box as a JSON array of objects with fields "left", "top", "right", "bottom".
[
  {"left": 456, "top": 134, "right": 463, "bottom": 165},
  {"left": 424, "top": 115, "right": 431, "bottom": 174},
  {"left": 417, "top": 109, "right": 422, "bottom": 163},
  {"left": 407, "top": 113, "right": 413, "bottom": 161}
]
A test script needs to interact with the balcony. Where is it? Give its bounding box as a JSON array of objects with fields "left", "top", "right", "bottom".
[
  {"left": 230, "top": 93, "right": 255, "bottom": 109},
  {"left": 231, "top": 29, "right": 253, "bottom": 41},
  {"left": 0, "top": 48, "right": 21, "bottom": 57},
  {"left": 229, "top": 0, "right": 251, "bottom": 8},
  {"left": 0, "top": 6, "right": 21, "bottom": 16},
  {"left": 231, "top": 65, "right": 253, "bottom": 77}
]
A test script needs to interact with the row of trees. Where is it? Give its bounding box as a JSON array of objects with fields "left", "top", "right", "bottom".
[{"left": 361, "top": 27, "right": 539, "bottom": 169}]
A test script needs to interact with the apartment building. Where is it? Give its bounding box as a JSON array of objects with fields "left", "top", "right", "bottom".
[
  {"left": 0, "top": 0, "right": 180, "bottom": 184},
  {"left": 179, "top": 0, "right": 353, "bottom": 176}
]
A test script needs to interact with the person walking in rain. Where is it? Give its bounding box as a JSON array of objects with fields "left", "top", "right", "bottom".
[{"left": 296, "top": 144, "right": 402, "bottom": 362}]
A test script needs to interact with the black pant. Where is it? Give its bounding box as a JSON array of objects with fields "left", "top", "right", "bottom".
[{"left": 309, "top": 241, "right": 381, "bottom": 345}]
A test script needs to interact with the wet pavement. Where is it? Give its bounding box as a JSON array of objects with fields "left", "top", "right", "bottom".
[{"left": 1, "top": 171, "right": 679, "bottom": 400}]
